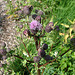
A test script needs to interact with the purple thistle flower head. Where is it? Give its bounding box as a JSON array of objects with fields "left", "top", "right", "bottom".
[{"left": 30, "top": 20, "right": 42, "bottom": 31}]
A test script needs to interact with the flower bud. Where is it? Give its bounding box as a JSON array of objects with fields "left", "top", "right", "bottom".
[
  {"left": 32, "top": 14, "right": 37, "bottom": 19},
  {"left": 33, "top": 56, "right": 41, "bottom": 63},
  {"left": 35, "top": 9, "right": 38, "bottom": 13},
  {"left": 44, "top": 55, "right": 53, "bottom": 62},
  {"left": 0, "top": 63, "right": 3, "bottom": 67},
  {"left": 45, "top": 22, "right": 54, "bottom": 33},
  {"left": 0, "top": 49, "right": 7, "bottom": 55},
  {"left": 23, "top": 29, "right": 30, "bottom": 36},
  {"left": 70, "top": 38, "right": 75, "bottom": 45},
  {"left": 29, "top": 5, "right": 33, "bottom": 11},
  {"left": 70, "top": 38, "right": 75, "bottom": 50},
  {"left": 38, "top": 48, "right": 46, "bottom": 57},
  {"left": 54, "top": 25, "right": 60, "bottom": 31},
  {"left": 42, "top": 43, "right": 48, "bottom": 50}
]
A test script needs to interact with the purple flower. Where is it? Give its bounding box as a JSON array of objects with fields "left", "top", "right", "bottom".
[{"left": 30, "top": 20, "right": 42, "bottom": 31}]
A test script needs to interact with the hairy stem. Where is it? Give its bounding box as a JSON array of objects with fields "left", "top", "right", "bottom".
[
  {"left": 49, "top": 44, "right": 53, "bottom": 55},
  {"left": 14, "top": 55, "right": 34, "bottom": 63},
  {"left": 25, "top": 64, "right": 31, "bottom": 75},
  {"left": 33, "top": 36, "right": 41, "bottom": 75},
  {"left": 23, "top": 42, "right": 30, "bottom": 57},
  {"left": 37, "top": 63, "right": 40, "bottom": 75},
  {"left": 34, "top": 37, "right": 38, "bottom": 51}
]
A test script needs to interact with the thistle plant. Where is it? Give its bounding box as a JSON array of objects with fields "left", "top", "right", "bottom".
[
  {"left": 2, "top": 0, "right": 75, "bottom": 74},
  {"left": 9, "top": 9, "right": 74, "bottom": 74}
]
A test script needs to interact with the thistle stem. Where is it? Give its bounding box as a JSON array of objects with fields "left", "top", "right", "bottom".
[
  {"left": 14, "top": 55, "right": 34, "bottom": 63},
  {"left": 60, "top": 48, "right": 70, "bottom": 57},
  {"left": 49, "top": 44, "right": 53, "bottom": 55},
  {"left": 37, "top": 63, "right": 40, "bottom": 75},
  {"left": 23, "top": 42, "right": 30, "bottom": 57},
  {"left": 20, "top": 33, "right": 30, "bottom": 57},
  {"left": 33, "top": 36, "right": 41, "bottom": 75},
  {"left": 39, "top": 48, "right": 71, "bottom": 68},
  {"left": 34, "top": 37, "right": 38, "bottom": 51},
  {"left": 25, "top": 64, "right": 31, "bottom": 75}
]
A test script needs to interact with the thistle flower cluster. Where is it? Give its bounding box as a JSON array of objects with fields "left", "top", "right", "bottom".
[
  {"left": 33, "top": 43, "right": 53, "bottom": 63},
  {"left": 22, "top": 9, "right": 55, "bottom": 63}
]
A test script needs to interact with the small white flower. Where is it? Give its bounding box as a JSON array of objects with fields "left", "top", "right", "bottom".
[
  {"left": 54, "top": 51, "right": 58, "bottom": 57},
  {"left": 23, "top": 51, "right": 29, "bottom": 57}
]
